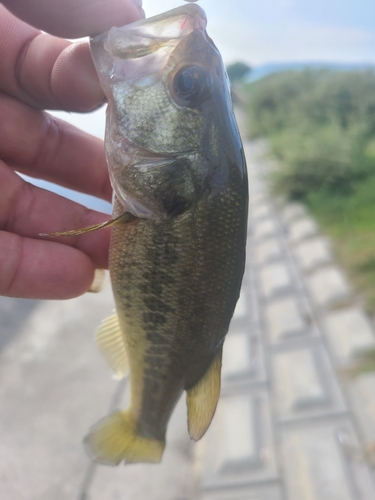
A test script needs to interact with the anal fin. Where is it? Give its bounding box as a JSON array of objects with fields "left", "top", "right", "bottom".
[
  {"left": 186, "top": 345, "right": 223, "bottom": 441},
  {"left": 96, "top": 313, "right": 128, "bottom": 379}
]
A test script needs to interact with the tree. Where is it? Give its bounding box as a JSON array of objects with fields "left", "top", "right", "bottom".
[{"left": 226, "top": 62, "right": 251, "bottom": 83}]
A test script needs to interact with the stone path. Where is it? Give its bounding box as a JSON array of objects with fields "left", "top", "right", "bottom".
[{"left": 195, "top": 139, "right": 375, "bottom": 500}]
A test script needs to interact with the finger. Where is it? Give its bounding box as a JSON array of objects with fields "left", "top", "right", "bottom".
[
  {"left": 0, "top": 7, "right": 105, "bottom": 111},
  {"left": 0, "top": 230, "right": 97, "bottom": 299},
  {"left": 0, "top": 162, "right": 111, "bottom": 271},
  {"left": 0, "top": 93, "right": 111, "bottom": 201},
  {"left": 2, "top": 0, "right": 144, "bottom": 39}
]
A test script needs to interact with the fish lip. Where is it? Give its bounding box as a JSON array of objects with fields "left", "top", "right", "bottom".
[
  {"left": 89, "top": 3, "right": 211, "bottom": 120},
  {"left": 92, "top": 3, "right": 207, "bottom": 39}
]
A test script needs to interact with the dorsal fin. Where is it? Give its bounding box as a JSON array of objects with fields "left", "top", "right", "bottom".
[
  {"left": 95, "top": 313, "right": 129, "bottom": 379},
  {"left": 186, "top": 346, "right": 223, "bottom": 441}
]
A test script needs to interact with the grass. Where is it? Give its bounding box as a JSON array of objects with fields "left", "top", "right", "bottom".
[{"left": 306, "top": 177, "right": 375, "bottom": 312}]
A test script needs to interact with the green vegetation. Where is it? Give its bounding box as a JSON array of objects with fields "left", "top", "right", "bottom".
[
  {"left": 226, "top": 62, "right": 251, "bottom": 83},
  {"left": 245, "top": 69, "right": 375, "bottom": 312}
]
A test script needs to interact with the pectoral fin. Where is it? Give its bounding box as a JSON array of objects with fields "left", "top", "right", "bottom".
[
  {"left": 40, "top": 212, "right": 134, "bottom": 237},
  {"left": 186, "top": 346, "right": 223, "bottom": 441},
  {"left": 95, "top": 313, "right": 128, "bottom": 379}
]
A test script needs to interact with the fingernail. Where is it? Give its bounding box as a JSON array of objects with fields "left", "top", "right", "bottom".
[
  {"left": 88, "top": 268, "right": 106, "bottom": 293},
  {"left": 131, "top": 0, "right": 143, "bottom": 7}
]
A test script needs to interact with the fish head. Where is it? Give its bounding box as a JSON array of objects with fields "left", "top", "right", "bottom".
[{"left": 91, "top": 4, "right": 246, "bottom": 218}]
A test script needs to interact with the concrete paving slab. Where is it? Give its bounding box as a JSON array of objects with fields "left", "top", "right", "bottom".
[
  {"left": 272, "top": 346, "right": 346, "bottom": 422},
  {"left": 250, "top": 179, "right": 267, "bottom": 196},
  {"left": 259, "top": 263, "right": 292, "bottom": 299},
  {"left": 201, "top": 484, "right": 283, "bottom": 500},
  {"left": 346, "top": 373, "right": 375, "bottom": 449},
  {"left": 253, "top": 239, "right": 283, "bottom": 266},
  {"left": 324, "top": 307, "right": 375, "bottom": 364},
  {"left": 281, "top": 203, "right": 307, "bottom": 223},
  {"left": 282, "top": 426, "right": 357, "bottom": 500},
  {"left": 233, "top": 288, "right": 249, "bottom": 320},
  {"left": 251, "top": 204, "right": 272, "bottom": 221},
  {"left": 253, "top": 219, "right": 278, "bottom": 241},
  {"left": 294, "top": 237, "right": 332, "bottom": 273},
  {"left": 0, "top": 282, "right": 118, "bottom": 500},
  {"left": 288, "top": 217, "right": 319, "bottom": 243},
  {"left": 273, "top": 348, "right": 328, "bottom": 417},
  {"left": 280, "top": 422, "right": 375, "bottom": 500},
  {"left": 222, "top": 272, "right": 266, "bottom": 385},
  {"left": 265, "top": 296, "right": 306, "bottom": 342},
  {"left": 200, "top": 390, "right": 278, "bottom": 492},
  {"left": 245, "top": 279, "right": 261, "bottom": 326},
  {"left": 307, "top": 266, "right": 351, "bottom": 308},
  {"left": 0, "top": 296, "right": 40, "bottom": 352},
  {"left": 249, "top": 194, "right": 267, "bottom": 210},
  {"left": 222, "top": 330, "right": 253, "bottom": 380},
  {"left": 218, "top": 395, "right": 261, "bottom": 465}
]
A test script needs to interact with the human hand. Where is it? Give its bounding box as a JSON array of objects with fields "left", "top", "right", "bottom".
[{"left": 0, "top": 0, "right": 144, "bottom": 300}]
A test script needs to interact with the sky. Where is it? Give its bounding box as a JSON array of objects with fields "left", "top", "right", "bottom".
[
  {"left": 26, "top": 0, "right": 375, "bottom": 210},
  {"left": 143, "top": 0, "right": 375, "bottom": 65}
]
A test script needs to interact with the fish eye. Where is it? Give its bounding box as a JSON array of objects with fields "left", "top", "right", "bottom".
[{"left": 173, "top": 65, "right": 210, "bottom": 107}]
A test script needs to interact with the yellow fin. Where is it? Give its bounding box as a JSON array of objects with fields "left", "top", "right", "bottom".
[
  {"left": 186, "top": 346, "right": 223, "bottom": 441},
  {"left": 39, "top": 212, "right": 134, "bottom": 237},
  {"left": 95, "top": 313, "right": 128, "bottom": 379},
  {"left": 84, "top": 410, "right": 165, "bottom": 465}
]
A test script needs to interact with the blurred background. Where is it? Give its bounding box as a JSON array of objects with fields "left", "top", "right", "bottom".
[{"left": 2, "top": 1, "right": 375, "bottom": 499}]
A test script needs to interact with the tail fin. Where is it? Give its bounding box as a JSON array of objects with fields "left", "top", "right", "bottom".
[{"left": 84, "top": 411, "right": 165, "bottom": 465}]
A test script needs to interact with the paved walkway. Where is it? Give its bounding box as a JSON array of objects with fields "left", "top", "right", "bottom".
[
  {"left": 2, "top": 121, "right": 375, "bottom": 499},
  {"left": 196, "top": 136, "right": 375, "bottom": 500},
  {"left": 0, "top": 284, "right": 195, "bottom": 500}
]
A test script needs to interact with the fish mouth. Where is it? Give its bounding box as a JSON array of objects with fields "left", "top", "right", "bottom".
[
  {"left": 92, "top": 4, "right": 207, "bottom": 53},
  {"left": 90, "top": 4, "right": 208, "bottom": 90},
  {"left": 107, "top": 4, "right": 207, "bottom": 58}
]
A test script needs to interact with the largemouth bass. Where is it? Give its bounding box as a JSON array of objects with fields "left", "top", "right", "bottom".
[{"left": 47, "top": 3, "right": 248, "bottom": 465}]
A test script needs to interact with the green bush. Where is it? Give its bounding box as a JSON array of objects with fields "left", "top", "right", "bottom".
[
  {"left": 245, "top": 69, "right": 375, "bottom": 199},
  {"left": 226, "top": 62, "right": 251, "bottom": 83}
]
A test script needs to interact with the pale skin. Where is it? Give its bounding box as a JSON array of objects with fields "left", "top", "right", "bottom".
[{"left": 0, "top": 0, "right": 145, "bottom": 300}]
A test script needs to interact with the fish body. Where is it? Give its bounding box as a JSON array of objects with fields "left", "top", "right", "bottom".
[{"left": 86, "top": 4, "right": 248, "bottom": 464}]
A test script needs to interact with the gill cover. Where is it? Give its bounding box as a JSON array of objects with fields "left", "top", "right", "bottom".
[{"left": 90, "top": 4, "right": 213, "bottom": 218}]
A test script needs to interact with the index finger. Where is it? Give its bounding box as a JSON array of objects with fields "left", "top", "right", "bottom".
[
  {"left": 2, "top": 0, "right": 144, "bottom": 38},
  {"left": 0, "top": 2, "right": 144, "bottom": 111}
]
